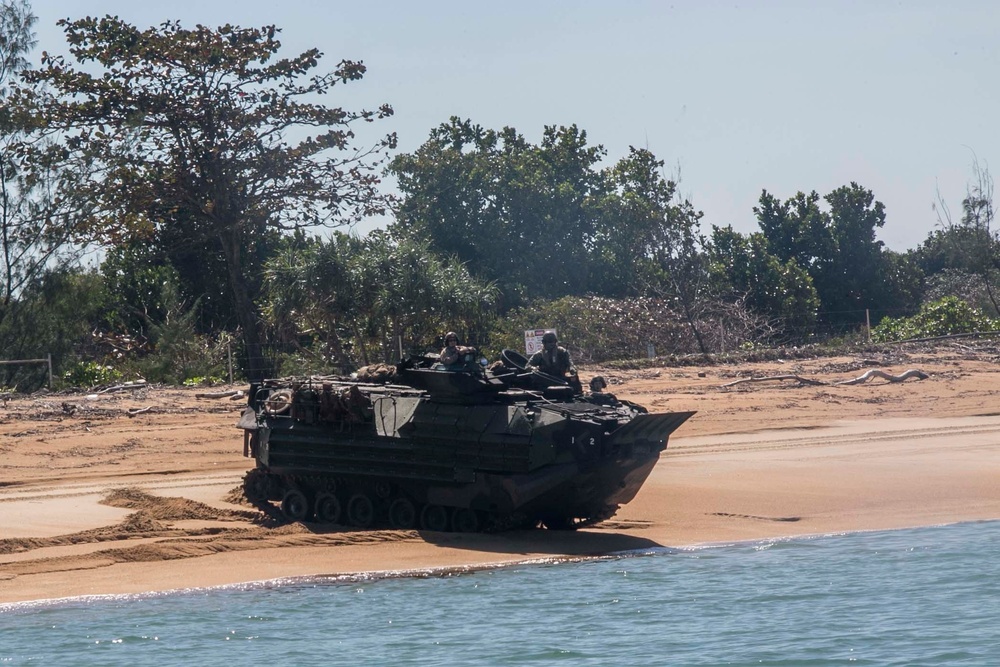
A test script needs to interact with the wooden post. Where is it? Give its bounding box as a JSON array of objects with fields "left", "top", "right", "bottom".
[{"left": 865, "top": 309, "right": 871, "bottom": 343}]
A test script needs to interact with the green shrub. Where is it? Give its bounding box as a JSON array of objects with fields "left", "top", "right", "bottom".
[
  {"left": 62, "top": 361, "right": 123, "bottom": 388},
  {"left": 871, "top": 296, "right": 1000, "bottom": 342},
  {"left": 182, "top": 375, "right": 225, "bottom": 387}
]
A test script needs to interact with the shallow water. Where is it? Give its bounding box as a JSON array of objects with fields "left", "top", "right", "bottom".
[{"left": 2, "top": 521, "right": 999, "bottom": 665}]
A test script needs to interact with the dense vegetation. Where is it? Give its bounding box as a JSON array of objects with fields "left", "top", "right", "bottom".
[{"left": 2, "top": 3, "right": 999, "bottom": 390}]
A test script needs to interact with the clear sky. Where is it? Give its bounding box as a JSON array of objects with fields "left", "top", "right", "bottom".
[{"left": 33, "top": 1, "right": 1000, "bottom": 251}]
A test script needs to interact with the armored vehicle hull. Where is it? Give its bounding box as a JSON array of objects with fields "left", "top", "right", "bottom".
[{"left": 239, "top": 354, "right": 693, "bottom": 531}]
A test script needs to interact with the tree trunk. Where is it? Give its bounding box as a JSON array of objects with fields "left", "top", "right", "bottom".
[
  {"left": 679, "top": 296, "right": 709, "bottom": 355},
  {"left": 218, "top": 228, "right": 271, "bottom": 380},
  {"left": 668, "top": 270, "right": 709, "bottom": 355}
]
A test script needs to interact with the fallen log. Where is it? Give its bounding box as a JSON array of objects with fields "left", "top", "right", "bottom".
[
  {"left": 126, "top": 406, "right": 153, "bottom": 418},
  {"left": 835, "top": 369, "right": 929, "bottom": 385},
  {"left": 721, "top": 374, "right": 828, "bottom": 387},
  {"left": 195, "top": 390, "right": 242, "bottom": 399},
  {"left": 98, "top": 381, "right": 148, "bottom": 394}
]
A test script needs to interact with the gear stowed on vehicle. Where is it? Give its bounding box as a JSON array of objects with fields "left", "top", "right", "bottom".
[{"left": 238, "top": 350, "right": 693, "bottom": 532}]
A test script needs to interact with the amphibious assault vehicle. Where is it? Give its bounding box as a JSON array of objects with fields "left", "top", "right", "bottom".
[{"left": 238, "top": 350, "right": 693, "bottom": 532}]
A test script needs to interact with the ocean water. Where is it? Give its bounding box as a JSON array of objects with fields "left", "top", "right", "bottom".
[{"left": 2, "top": 521, "right": 999, "bottom": 666}]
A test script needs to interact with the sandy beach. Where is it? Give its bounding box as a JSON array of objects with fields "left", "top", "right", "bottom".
[{"left": 2, "top": 347, "right": 999, "bottom": 605}]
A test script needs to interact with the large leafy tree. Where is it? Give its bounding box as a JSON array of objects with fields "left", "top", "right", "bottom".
[
  {"left": 754, "top": 190, "right": 833, "bottom": 270},
  {"left": 755, "top": 183, "right": 897, "bottom": 329},
  {"left": 591, "top": 147, "right": 677, "bottom": 296},
  {"left": 13, "top": 16, "right": 396, "bottom": 377},
  {"left": 390, "top": 118, "right": 606, "bottom": 306},
  {"left": 391, "top": 119, "right": 715, "bottom": 318},
  {"left": 821, "top": 182, "right": 889, "bottom": 320}
]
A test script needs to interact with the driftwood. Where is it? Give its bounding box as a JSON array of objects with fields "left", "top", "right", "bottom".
[
  {"left": 98, "top": 381, "right": 148, "bottom": 394},
  {"left": 722, "top": 368, "right": 928, "bottom": 388},
  {"left": 126, "top": 406, "right": 153, "bottom": 418},
  {"left": 195, "top": 390, "right": 242, "bottom": 399},
  {"left": 834, "top": 369, "right": 929, "bottom": 385},
  {"left": 722, "top": 374, "right": 827, "bottom": 387}
]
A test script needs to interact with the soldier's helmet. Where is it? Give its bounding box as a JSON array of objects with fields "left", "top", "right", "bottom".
[
  {"left": 541, "top": 332, "right": 558, "bottom": 345},
  {"left": 444, "top": 331, "right": 459, "bottom": 344}
]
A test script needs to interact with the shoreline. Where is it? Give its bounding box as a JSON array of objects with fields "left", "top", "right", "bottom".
[{"left": 3, "top": 517, "right": 997, "bottom": 610}]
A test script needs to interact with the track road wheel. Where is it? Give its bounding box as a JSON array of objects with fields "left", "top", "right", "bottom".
[
  {"left": 451, "top": 508, "right": 480, "bottom": 533},
  {"left": 243, "top": 470, "right": 269, "bottom": 502},
  {"left": 374, "top": 481, "right": 392, "bottom": 499},
  {"left": 280, "top": 489, "right": 310, "bottom": 522},
  {"left": 420, "top": 504, "right": 450, "bottom": 532},
  {"left": 388, "top": 498, "right": 417, "bottom": 529},
  {"left": 314, "top": 492, "right": 342, "bottom": 524},
  {"left": 347, "top": 494, "right": 375, "bottom": 528}
]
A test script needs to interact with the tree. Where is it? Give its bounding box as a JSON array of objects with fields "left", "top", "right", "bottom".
[
  {"left": 915, "top": 226, "right": 993, "bottom": 312},
  {"left": 754, "top": 183, "right": 894, "bottom": 329},
  {"left": 0, "top": 0, "right": 37, "bottom": 313},
  {"left": 262, "top": 231, "right": 365, "bottom": 370},
  {"left": 98, "top": 242, "right": 182, "bottom": 335},
  {"left": 590, "top": 147, "right": 673, "bottom": 296},
  {"left": 932, "top": 158, "right": 999, "bottom": 314},
  {"left": 352, "top": 230, "right": 499, "bottom": 362},
  {"left": 708, "top": 225, "right": 819, "bottom": 339},
  {"left": 876, "top": 249, "right": 924, "bottom": 320},
  {"left": 754, "top": 190, "right": 833, "bottom": 270},
  {"left": 13, "top": 17, "right": 396, "bottom": 378},
  {"left": 391, "top": 120, "right": 717, "bottom": 323},
  {"left": 0, "top": 0, "right": 83, "bottom": 312},
  {"left": 609, "top": 148, "right": 711, "bottom": 353},
  {"left": 262, "top": 230, "right": 498, "bottom": 369},
  {"left": 390, "top": 118, "right": 607, "bottom": 306},
  {"left": 0, "top": 0, "right": 100, "bottom": 383},
  {"left": 821, "top": 182, "right": 888, "bottom": 320}
]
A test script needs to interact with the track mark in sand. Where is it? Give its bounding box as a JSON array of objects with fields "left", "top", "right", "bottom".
[
  {"left": 0, "top": 472, "right": 245, "bottom": 503},
  {"left": 666, "top": 421, "right": 1000, "bottom": 457},
  {"left": 711, "top": 512, "right": 801, "bottom": 522}
]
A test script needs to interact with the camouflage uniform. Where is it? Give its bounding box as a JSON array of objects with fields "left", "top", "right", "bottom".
[{"left": 527, "top": 345, "right": 575, "bottom": 377}]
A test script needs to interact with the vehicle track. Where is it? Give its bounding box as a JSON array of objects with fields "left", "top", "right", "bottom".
[
  {"left": 0, "top": 471, "right": 246, "bottom": 503},
  {"left": 665, "top": 419, "right": 1000, "bottom": 457}
]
